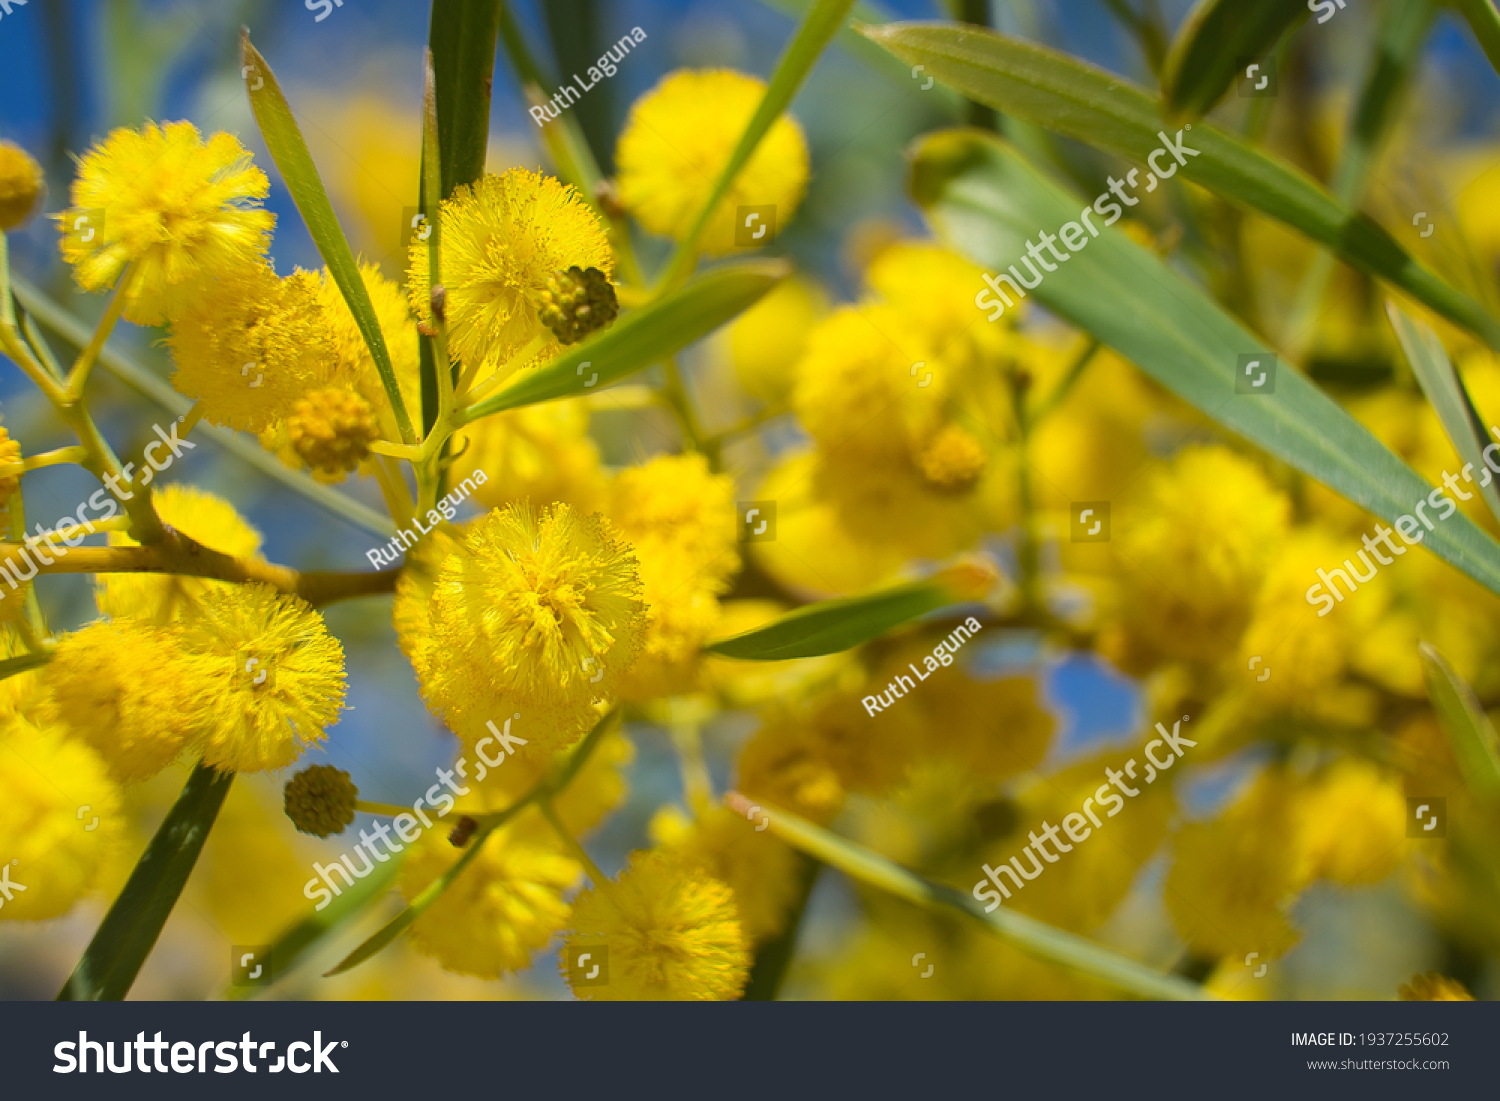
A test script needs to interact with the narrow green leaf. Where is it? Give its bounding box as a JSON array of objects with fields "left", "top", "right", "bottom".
[
  {"left": 759, "top": 0, "right": 965, "bottom": 115},
  {"left": 911, "top": 130, "right": 1500, "bottom": 599},
  {"left": 1454, "top": 0, "right": 1500, "bottom": 78},
  {"left": 1419, "top": 642, "right": 1500, "bottom": 807},
  {"left": 1160, "top": 0, "right": 1307, "bottom": 119},
  {"left": 59, "top": 763, "right": 234, "bottom": 1000},
  {"left": 704, "top": 574, "right": 966, "bottom": 660},
  {"left": 726, "top": 793, "right": 1211, "bottom": 1000},
  {"left": 239, "top": 31, "right": 417, "bottom": 444},
  {"left": 426, "top": 0, "right": 501, "bottom": 199},
  {"left": 224, "top": 848, "right": 404, "bottom": 1000},
  {"left": 12, "top": 276, "right": 396, "bottom": 540},
  {"left": 657, "top": 0, "right": 857, "bottom": 289},
  {"left": 0, "top": 651, "right": 51, "bottom": 682},
  {"left": 421, "top": 0, "right": 501, "bottom": 434},
  {"left": 1388, "top": 301, "right": 1500, "bottom": 530},
  {"left": 463, "top": 261, "right": 788, "bottom": 420},
  {"left": 860, "top": 22, "right": 1500, "bottom": 350}
]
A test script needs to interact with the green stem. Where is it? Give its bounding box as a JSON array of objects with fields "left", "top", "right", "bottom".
[{"left": 725, "top": 793, "right": 1212, "bottom": 1001}]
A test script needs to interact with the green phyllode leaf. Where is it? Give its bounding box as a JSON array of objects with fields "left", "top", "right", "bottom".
[
  {"left": 1419, "top": 642, "right": 1500, "bottom": 807},
  {"left": 1160, "top": 0, "right": 1308, "bottom": 119},
  {"left": 240, "top": 31, "right": 418, "bottom": 444},
  {"left": 60, "top": 763, "right": 235, "bottom": 1000},
  {"left": 463, "top": 260, "right": 789, "bottom": 420},
  {"left": 859, "top": 21, "right": 1500, "bottom": 350},
  {"left": 910, "top": 129, "right": 1500, "bottom": 600}
]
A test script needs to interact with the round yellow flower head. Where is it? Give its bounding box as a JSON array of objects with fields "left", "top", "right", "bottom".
[
  {"left": 1398, "top": 972, "right": 1474, "bottom": 1001},
  {"left": 173, "top": 583, "right": 348, "bottom": 773},
  {"left": 1165, "top": 766, "right": 1307, "bottom": 959},
  {"left": 0, "top": 421, "right": 23, "bottom": 507},
  {"left": 793, "top": 304, "right": 948, "bottom": 471},
  {"left": 314, "top": 264, "right": 422, "bottom": 435},
  {"left": 649, "top": 805, "right": 803, "bottom": 944},
  {"left": 0, "top": 713, "right": 123, "bottom": 922},
  {"left": 57, "top": 121, "right": 274, "bottom": 326},
  {"left": 865, "top": 239, "right": 1012, "bottom": 370},
  {"left": 408, "top": 169, "right": 613, "bottom": 383},
  {"left": 915, "top": 423, "right": 987, "bottom": 493},
  {"left": 42, "top": 619, "right": 208, "bottom": 782},
  {"left": 728, "top": 274, "right": 828, "bottom": 403},
  {"left": 96, "top": 484, "right": 264, "bottom": 624},
  {"left": 1118, "top": 445, "right": 1290, "bottom": 665},
  {"left": 450, "top": 400, "right": 606, "bottom": 514},
  {"left": 0, "top": 141, "right": 45, "bottom": 232},
  {"left": 1294, "top": 759, "right": 1406, "bottom": 886},
  {"left": 616, "top": 69, "right": 809, "bottom": 256},
  {"left": 415, "top": 503, "right": 647, "bottom": 750},
  {"left": 286, "top": 387, "right": 380, "bottom": 481},
  {"left": 563, "top": 849, "right": 750, "bottom": 1000},
  {"left": 401, "top": 819, "right": 578, "bottom": 979},
  {"left": 168, "top": 265, "right": 340, "bottom": 433},
  {"left": 608, "top": 452, "right": 740, "bottom": 580},
  {"left": 283, "top": 763, "right": 359, "bottom": 837}
]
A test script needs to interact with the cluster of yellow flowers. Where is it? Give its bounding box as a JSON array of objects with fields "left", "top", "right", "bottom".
[{"left": 0, "top": 25, "right": 1492, "bottom": 1004}]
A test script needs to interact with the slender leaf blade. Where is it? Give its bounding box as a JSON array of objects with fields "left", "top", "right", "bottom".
[
  {"left": 240, "top": 32, "right": 417, "bottom": 444},
  {"left": 59, "top": 763, "right": 234, "bottom": 1000},
  {"left": 725, "top": 793, "right": 1211, "bottom": 1000},
  {"left": 1455, "top": 0, "right": 1500, "bottom": 78},
  {"left": 1388, "top": 301, "right": 1500, "bottom": 529},
  {"left": 912, "top": 129, "right": 1500, "bottom": 599},
  {"left": 1160, "top": 0, "right": 1308, "bottom": 119},
  {"left": 659, "top": 0, "right": 857, "bottom": 286},
  {"left": 1420, "top": 642, "right": 1500, "bottom": 807},
  {"left": 464, "top": 261, "right": 788, "bottom": 419},
  {"left": 860, "top": 21, "right": 1500, "bottom": 350},
  {"left": 704, "top": 577, "right": 959, "bottom": 660}
]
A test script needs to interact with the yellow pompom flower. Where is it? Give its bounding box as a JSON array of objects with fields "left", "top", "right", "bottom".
[
  {"left": 0, "top": 421, "right": 23, "bottom": 508},
  {"left": 608, "top": 453, "right": 740, "bottom": 580},
  {"left": 286, "top": 387, "right": 380, "bottom": 481},
  {"left": 916, "top": 423, "right": 987, "bottom": 493},
  {"left": 411, "top": 503, "right": 647, "bottom": 750},
  {"left": 563, "top": 850, "right": 750, "bottom": 1000},
  {"left": 314, "top": 264, "right": 422, "bottom": 434},
  {"left": 865, "top": 240, "right": 1012, "bottom": 372},
  {"left": 57, "top": 122, "right": 274, "bottom": 326},
  {"left": 408, "top": 169, "right": 613, "bottom": 383},
  {"left": 173, "top": 583, "right": 347, "bottom": 773},
  {"left": 96, "top": 484, "right": 265, "bottom": 624},
  {"left": 0, "top": 713, "right": 123, "bottom": 922},
  {"left": 168, "top": 265, "right": 340, "bottom": 433},
  {"left": 401, "top": 820, "right": 579, "bottom": 979},
  {"left": 1118, "top": 446, "right": 1291, "bottom": 665},
  {"left": 1165, "top": 767, "right": 1308, "bottom": 960},
  {"left": 41, "top": 619, "right": 208, "bottom": 782},
  {"left": 1294, "top": 760, "right": 1407, "bottom": 886},
  {"left": 728, "top": 274, "right": 827, "bottom": 403},
  {"left": 616, "top": 70, "right": 808, "bottom": 256},
  {"left": 793, "top": 305, "right": 947, "bottom": 472},
  {"left": 0, "top": 140, "right": 45, "bottom": 231},
  {"left": 450, "top": 400, "right": 606, "bottom": 515},
  {"left": 649, "top": 805, "right": 803, "bottom": 944},
  {"left": 283, "top": 764, "right": 359, "bottom": 837}
]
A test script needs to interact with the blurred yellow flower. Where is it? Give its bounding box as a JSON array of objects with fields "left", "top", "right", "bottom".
[
  {"left": 0, "top": 140, "right": 44, "bottom": 231},
  {"left": 563, "top": 849, "right": 749, "bottom": 1000},
  {"left": 616, "top": 70, "right": 808, "bottom": 256},
  {"left": 58, "top": 122, "right": 273, "bottom": 326}
]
